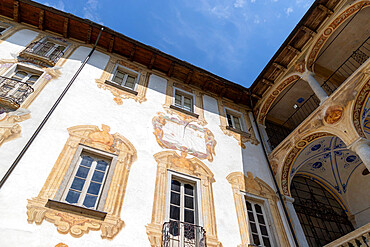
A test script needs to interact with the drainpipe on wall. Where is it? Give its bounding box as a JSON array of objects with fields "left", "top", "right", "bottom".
[
  {"left": 0, "top": 27, "right": 105, "bottom": 189},
  {"left": 249, "top": 89, "right": 300, "bottom": 247}
]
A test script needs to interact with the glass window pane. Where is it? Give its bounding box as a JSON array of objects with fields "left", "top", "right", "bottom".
[
  {"left": 70, "top": 177, "right": 85, "bottom": 191},
  {"left": 185, "top": 196, "right": 194, "bottom": 209},
  {"left": 83, "top": 194, "right": 97, "bottom": 208},
  {"left": 96, "top": 160, "right": 108, "bottom": 171},
  {"left": 246, "top": 201, "right": 252, "bottom": 211},
  {"left": 65, "top": 190, "right": 80, "bottom": 204},
  {"left": 113, "top": 71, "right": 124, "bottom": 83},
  {"left": 27, "top": 75, "right": 39, "bottom": 84},
  {"left": 175, "top": 93, "right": 182, "bottom": 106},
  {"left": 263, "top": 237, "right": 271, "bottom": 247},
  {"left": 80, "top": 156, "right": 93, "bottom": 167},
  {"left": 170, "top": 192, "right": 180, "bottom": 206},
  {"left": 255, "top": 204, "right": 262, "bottom": 214},
  {"left": 125, "top": 75, "right": 136, "bottom": 89},
  {"left": 169, "top": 220, "right": 179, "bottom": 236},
  {"left": 184, "top": 184, "right": 194, "bottom": 196},
  {"left": 250, "top": 222, "right": 258, "bottom": 233},
  {"left": 252, "top": 234, "right": 260, "bottom": 245},
  {"left": 234, "top": 117, "right": 241, "bottom": 130},
  {"left": 248, "top": 211, "right": 255, "bottom": 222},
  {"left": 171, "top": 180, "right": 180, "bottom": 192},
  {"left": 92, "top": 170, "right": 105, "bottom": 183},
  {"left": 184, "top": 209, "right": 194, "bottom": 224},
  {"left": 260, "top": 225, "right": 268, "bottom": 236},
  {"left": 13, "top": 71, "right": 27, "bottom": 80},
  {"left": 170, "top": 205, "right": 180, "bottom": 220},
  {"left": 226, "top": 114, "right": 233, "bottom": 127},
  {"left": 87, "top": 182, "right": 101, "bottom": 195},
  {"left": 76, "top": 166, "right": 90, "bottom": 178},
  {"left": 257, "top": 214, "right": 265, "bottom": 224}
]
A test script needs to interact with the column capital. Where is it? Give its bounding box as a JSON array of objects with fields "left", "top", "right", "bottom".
[
  {"left": 301, "top": 70, "right": 315, "bottom": 81},
  {"left": 349, "top": 137, "right": 370, "bottom": 152}
]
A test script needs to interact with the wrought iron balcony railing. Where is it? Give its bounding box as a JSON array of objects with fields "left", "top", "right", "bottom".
[
  {"left": 163, "top": 221, "right": 206, "bottom": 247},
  {"left": 19, "top": 42, "right": 64, "bottom": 67},
  {"left": 265, "top": 36, "right": 370, "bottom": 151},
  {"left": 0, "top": 76, "right": 34, "bottom": 110}
]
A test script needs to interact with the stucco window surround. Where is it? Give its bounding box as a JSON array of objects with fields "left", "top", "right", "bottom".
[
  {"left": 226, "top": 172, "right": 290, "bottom": 247},
  {"left": 18, "top": 35, "right": 71, "bottom": 67},
  {"left": 218, "top": 100, "right": 259, "bottom": 148},
  {"left": 146, "top": 151, "right": 222, "bottom": 247},
  {"left": 26, "top": 124, "right": 137, "bottom": 239},
  {"left": 96, "top": 57, "right": 149, "bottom": 104},
  {"left": 164, "top": 80, "right": 207, "bottom": 126}
]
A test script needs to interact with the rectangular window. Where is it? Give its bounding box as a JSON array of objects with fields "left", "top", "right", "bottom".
[
  {"left": 174, "top": 89, "right": 194, "bottom": 112},
  {"left": 226, "top": 109, "right": 244, "bottom": 131},
  {"left": 245, "top": 199, "right": 272, "bottom": 247},
  {"left": 54, "top": 145, "right": 118, "bottom": 212},
  {"left": 62, "top": 152, "right": 111, "bottom": 209},
  {"left": 165, "top": 173, "right": 205, "bottom": 246},
  {"left": 34, "top": 40, "right": 66, "bottom": 60},
  {"left": 0, "top": 22, "right": 11, "bottom": 35},
  {"left": 111, "top": 67, "right": 138, "bottom": 90}
]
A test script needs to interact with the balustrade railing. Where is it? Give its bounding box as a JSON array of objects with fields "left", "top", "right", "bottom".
[
  {"left": 20, "top": 42, "right": 64, "bottom": 66},
  {"left": 324, "top": 223, "right": 370, "bottom": 247},
  {"left": 0, "top": 76, "right": 34, "bottom": 109},
  {"left": 265, "top": 36, "right": 370, "bottom": 151},
  {"left": 163, "top": 221, "right": 206, "bottom": 247}
]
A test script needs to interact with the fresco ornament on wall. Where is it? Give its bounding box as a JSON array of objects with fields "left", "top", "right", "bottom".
[
  {"left": 26, "top": 125, "right": 137, "bottom": 239},
  {"left": 324, "top": 105, "right": 344, "bottom": 124},
  {"left": 0, "top": 108, "right": 30, "bottom": 147},
  {"left": 152, "top": 112, "right": 216, "bottom": 162}
]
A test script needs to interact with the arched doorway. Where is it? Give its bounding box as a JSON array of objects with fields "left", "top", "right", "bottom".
[
  {"left": 291, "top": 176, "right": 353, "bottom": 246},
  {"left": 286, "top": 135, "right": 370, "bottom": 246}
]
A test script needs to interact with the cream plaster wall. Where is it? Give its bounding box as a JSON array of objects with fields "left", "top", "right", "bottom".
[{"left": 0, "top": 28, "right": 290, "bottom": 247}]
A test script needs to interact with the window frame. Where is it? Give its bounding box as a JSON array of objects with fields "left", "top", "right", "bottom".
[
  {"left": 33, "top": 37, "right": 68, "bottom": 58},
  {"left": 109, "top": 64, "right": 140, "bottom": 91},
  {"left": 55, "top": 144, "right": 118, "bottom": 212},
  {"left": 225, "top": 108, "right": 245, "bottom": 132},
  {"left": 0, "top": 21, "right": 12, "bottom": 35},
  {"left": 165, "top": 170, "right": 203, "bottom": 226},
  {"left": 172, "top": 87, "right": 195, "bottom": 113},
  {"left": 5, "top": 64, "right": 43, "bottom": 85},
  {"left": 242, "top": 193, "right": 276, "bottom": 247}
]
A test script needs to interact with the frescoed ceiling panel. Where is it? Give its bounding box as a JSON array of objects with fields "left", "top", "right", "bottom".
[{"left": 290, "top": 136, "right": 363, "bottom": 195}]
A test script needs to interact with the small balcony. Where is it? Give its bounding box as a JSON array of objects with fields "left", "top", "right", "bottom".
[
  {"left": 324, "top": 223, "right": 369, "bottom": 247},
  {"left": 162, "top": 221, "right": 206, "bottom": 247},
  {"left": 0, "top": 76, "right": 34, "bottom": 111},
  {"left": 19, "top": 41, "right": 64, "bottom": 67}
]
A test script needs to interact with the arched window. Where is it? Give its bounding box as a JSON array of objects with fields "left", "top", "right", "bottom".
[{"left": 291, "top": 176, "right": 354, "bottom": 246}]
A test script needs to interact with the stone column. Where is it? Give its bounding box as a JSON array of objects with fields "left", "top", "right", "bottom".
[
  {"left": 349, "top": 138, "right": 370, "bottom": 170},
  {"left": 301, "top": 71, "right": 328, "bottom": 104},
  {"left": 284, "top": 196, "right": 309, "bottom": 247},
  {"left": 258, "top": 123, "right": 272, "bottom": 153}
]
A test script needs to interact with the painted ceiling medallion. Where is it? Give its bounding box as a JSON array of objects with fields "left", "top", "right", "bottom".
[
  {"left": 324, "top": 105, "right": 344, "bottom": 124},
  {"left": 152, "top": 112, "right": 216, "bottom": 162}
]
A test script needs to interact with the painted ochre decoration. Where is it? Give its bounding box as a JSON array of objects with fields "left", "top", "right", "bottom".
[
  {"left": 226, "top": 172, "right": 290, "bottom": 247},
  {"left": 324, "top": 105, "right": 344, "bottom": 124},
  {"left": 152, "top": 112, "right": 216, "bottom": 162},
  {"left": 26, "top": 125, "right": 137, "bottom": 239},
  {"left": 146, "top": 151, "right": 222, "bottom": 247}
]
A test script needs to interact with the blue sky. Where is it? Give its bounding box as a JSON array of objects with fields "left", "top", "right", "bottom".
[{"left": 36, "top": 0, "right": 314, "bottom": 87}]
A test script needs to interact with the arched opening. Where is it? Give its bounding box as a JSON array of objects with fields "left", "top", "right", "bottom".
[
  {"left": 288, "top": 135, "right": 370, "bottom": 246},
  {"left": 291, "top": 176, "right": 353, "bottom": 246},
  {"left": 310, "top": 5, "right": 370, "bottom": 95},
  {"left": 264, "top": 78, "right": 317, "bottom": 149}
]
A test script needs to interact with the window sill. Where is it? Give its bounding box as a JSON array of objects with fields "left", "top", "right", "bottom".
[
  {"left": 105, "top": 80, "right": 138, "bottom": 96},
  {"left": 170, "top": 104, "right": 199, "bottom": 118},
  {"left": 46, "top": 199, "right": 107, "bottom": 221},
  {"left": 226, "top": 126, "right": 251, "bottom": 137}
]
